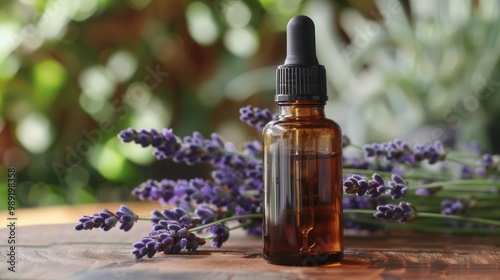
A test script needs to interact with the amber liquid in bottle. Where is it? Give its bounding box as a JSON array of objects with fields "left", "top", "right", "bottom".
[{"left": 263, "top": 102, "right": 343, "bottom": 266}]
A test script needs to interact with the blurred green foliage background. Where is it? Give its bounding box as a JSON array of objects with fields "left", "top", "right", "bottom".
[{"left": 1, "top": 0, "right": 500, "bottom": 209}]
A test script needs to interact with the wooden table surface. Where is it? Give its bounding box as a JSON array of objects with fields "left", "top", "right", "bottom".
[{"left": 1, "top": 203, "right": 500, "bottom": 279}]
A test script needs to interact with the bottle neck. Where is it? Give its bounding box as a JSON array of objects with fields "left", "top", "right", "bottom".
[{"left": 277, "top": 100, "right": 325, "bottom": 118}]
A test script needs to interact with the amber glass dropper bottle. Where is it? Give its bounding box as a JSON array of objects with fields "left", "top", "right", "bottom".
[{"left": 262, "top": 15, "right": 344, "bottom": 266}]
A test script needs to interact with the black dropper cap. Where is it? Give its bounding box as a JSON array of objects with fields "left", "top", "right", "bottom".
[{"left": 276, "top": 15, "right": 327, "bottom": 103}]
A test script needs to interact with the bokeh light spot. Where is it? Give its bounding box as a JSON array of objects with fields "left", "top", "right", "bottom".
[
  {"left": 130, "top": 96, "right": 171, "bottom": 130},
  {"left": 186, "top": 1, "right": 219, "bottom": 46},
  {"left": 16, "top": 113, "right": 54, "bottom": 154},
  {"left": 107, "top": 50, "right": 138, "bottom": 83},
  {"left": 223, "top": 27, "right": 259, "bottom": 57},
  {"left": 0, "top": 55, "right": 20, "bottom": 79},
  {"left": 224, "top": 1, "right": 252, "bottom": 29},
  {"left": 79, "top": 93, "right": 106, "bottom": 115},
  {"left": 79, "top": 66, "right": 115, "bottom": 101},
  {"left": 72, "top": 0, "right": 98, "bottom": 22},
  {"left": 33, "top": 58, "right": 67, "bottom": 108},
  {"left": 94, "top": 139, "right": 126, "bottom": 181},
  {"left": 119, "top": 141, "right": 154, "bottom": 165}
]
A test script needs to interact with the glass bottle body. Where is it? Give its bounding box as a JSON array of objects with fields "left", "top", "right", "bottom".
[{"left": 262, "top": 101, "right": 343, "bottom": 266}]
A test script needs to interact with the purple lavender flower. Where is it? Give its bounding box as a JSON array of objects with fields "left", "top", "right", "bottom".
[
  {"left": 387, "top": 174, "right": 408, "bottom": 199},
  {"left": 386, "top": 139, "right": 412, "bottom": 163},
  {"left": 208, "top": 224, "right": 230, "bottom": 248},
  {"left": 441, "top": 199, "right": 465, "bottom": 215},
  {"left": 367, "top": 173, "right": 386, "bottom": 198},
  {"left": 415, "top": 187, "right": 442, "bottom": 196},
  {"left": 75, "top": 206, "right": 138, "bottom": 232},
  {"left": 132, "top": 225, "right": 206, "bottom": 258},
  {"left": 233, "top": 195, "right": 262, "bottom": 222},
  {"left": 239, "top": 105, "right": 277, "bottom": 132},
  {"left": 132, "top": 179, "right": 176, "bottom": 205},
  {"left": 343, "top": 173, "right": 407, "bottom": 199},
  {"left": 195, "top": 205, "right": 217, "bottom": 224},
  {"left": 243, "top": 140, "right": 263, "bottom": 157},
  {"left": 363, "top": 139, "right": 414, "bottom": 164},
  {"left": 119, "top": 128, "right": 174, "bottom": 148},
  {"left": 373, "top": 202, "right": 417, "bottom": 223},
  {"left": 133, "top": 178, "right": 234, "bottom": 210},
  {"left": 413, "top": 141, "right": 446, "bottom": 164},
  {"left": 362, "top": 143, "right": 385, "bottom": 158},
  {"left": 460, "top": 166, "right": 474, "bottom": 179},
  {"left": 119, "top": 128, "right": 259, "bottom": 172},
  {"left": 151, "top": 207, "right": 198, "bottom": 229},
  {"left": 475, "top": 154, "right": 499, "bottom": 176},
  {"left": 132, "top": 230, "right": 174, "bottom": 258},
  {"left": 363, "top": 139, "right": 446, "bottom": 165},
  {"left": 343, "top": 174, "right": 370, "bottom": 196},
  {"left": 116, "top": 205, "right": 139, "bottom": 231}
]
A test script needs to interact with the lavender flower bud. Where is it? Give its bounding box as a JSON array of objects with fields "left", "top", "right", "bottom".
[
  {"left": 132, "top": 223, "right": 207, "bottom": 259},
  {"left": 344, "top": 173, "right": 404, "bottom": 199},
  {"left": 195, "top": 205, "right": 217, "bottom": 224},
  {"left": 413, "top": 141, "right": 446, "bottom": 164},
  {"left": 239, "top": 105, "right": 277, "bottom": 132},
  {"left": 75, "top": 207, "right": 137, "bottom": 232},
  {"left": 475, "top": 154, "right": 500, "bottom": 176},
  {"left": 132, "top": 230, "right": 175, "bottom": 258},
  {"left": 386, "top": 139, "right": 412, "bottom": 163},
  {"left": 115, "top": 205, "right": 139, "bottom": 232},
  {"left": 387, "top": 174, "right": 408, "bottom": 199},
  {"left": 244, "top": 140, "right": 263, "bottom": 157},
  {"left": 441, "top": 199, "right": 465, "bottom": 215},
  {"left": 374, "top": 202, "right": 417, "bottom": 223},
  {"left": 208, "top": 224, "right": 230, "bottom": 248}
]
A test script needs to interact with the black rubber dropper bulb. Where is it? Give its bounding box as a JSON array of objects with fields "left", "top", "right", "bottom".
[
  {"left": 276, "top": 15, "right": 327, "bottom": 102},
  {"left": 284, "top": 15, "right": 319, "bottom": 66}
]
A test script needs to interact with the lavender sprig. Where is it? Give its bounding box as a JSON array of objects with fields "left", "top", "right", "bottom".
[
  {"left": 119, "top": 128, "right": 258, "bottom": 170},
  {"left": 132, "top": 210, "right": 261, "bottom": 258},
  {"left": 75, "top": 205, "right": 138, "bottom": 232},
  {"left": 362, "top": 139, "right": 446, "bottom": 165},
  {"left": 75, "top": 106, "right": 500, "bottom": 261},
  {"left": 373, "top": 202, "right": 417, "bottom": 223},
  {"left": 343, "top": 173, "right": 408, "bottom": 199},
  {"left": 132, "top": 223, "right": 206, "bottom": 258}
]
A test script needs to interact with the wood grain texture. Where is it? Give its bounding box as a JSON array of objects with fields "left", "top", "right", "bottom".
[
  {"left": 1, "top": 204, "right": 500, "bottom": 279},
  {"left": 1, "top": 221, "right": 499, "bottom": 280}
]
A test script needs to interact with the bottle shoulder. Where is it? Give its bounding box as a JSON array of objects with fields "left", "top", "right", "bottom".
[{"left": 263, "top": 117, "right": 342, "bottom": 135}]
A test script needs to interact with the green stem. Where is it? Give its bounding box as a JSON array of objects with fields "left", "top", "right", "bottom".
[
  {"left": 415, "top": 179, "right": 500, "bottom": 189},
  {"left": 189, "top": 214, "right": 261, "bottom": 232},
  {"left": 417, "top": 212, "right": 500, "bottom": 226},
  {"left": 446, "top": 155, "right": 480, "bottom": 168},
  {"left": 343, "top": 209, "right": 500, "bottom": 226},
  {"left": 347, "top": 143, "right": 364, "bottom": 150}
]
